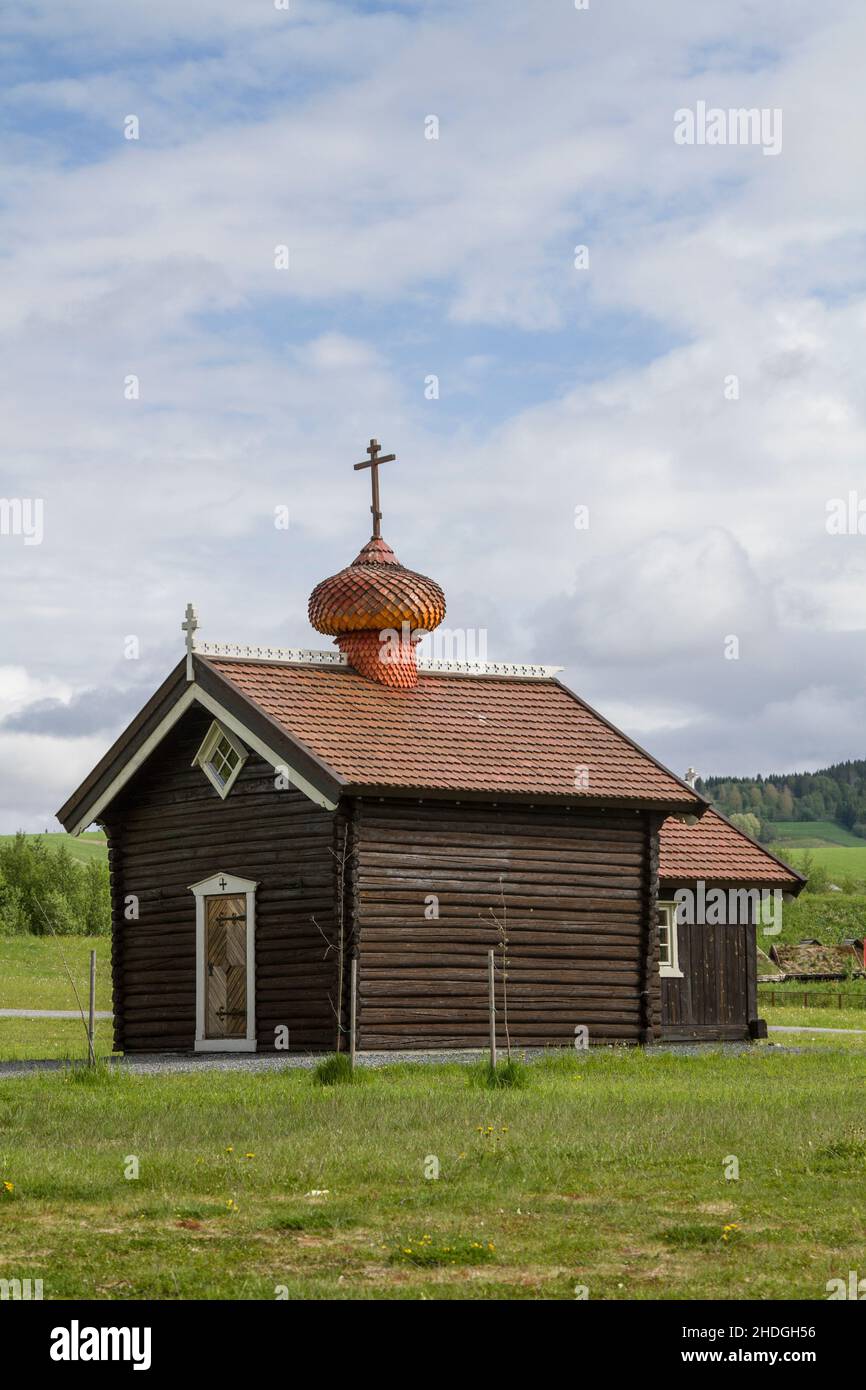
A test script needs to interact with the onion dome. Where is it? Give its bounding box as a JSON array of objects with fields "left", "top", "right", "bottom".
[
  {"left": 308, "top": 439, "right": 445, "bottom": 688},
  {"left": 309, "top": 537, "right": 445, "bottom": 635}
]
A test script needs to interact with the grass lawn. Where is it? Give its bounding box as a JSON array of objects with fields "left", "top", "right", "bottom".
[
  {"left": 0, "top": 1018, "right": 115, "bottom": 1061},
  {"left": 0, "top": 936, "right": 113, "bottom": 1061},
  {"left": 0, "top": 935, "right": 111, "bottom": 1012},
  {"left": 762, "top": 1004, "right": 866, "bottom": 1048},
  {"left": 0, "top": 830, "right": 107, "bottom": 865},
  {"left": 0, "top": 1050, "right": 864, "bottom": 1300}
]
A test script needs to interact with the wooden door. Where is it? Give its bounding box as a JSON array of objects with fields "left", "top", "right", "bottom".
[
  {"left": 205, "top": 895, "right": 248, "bottom": 1038},
  {"left": 661, "top": 915, "right": 752, "bottom": 1040}
]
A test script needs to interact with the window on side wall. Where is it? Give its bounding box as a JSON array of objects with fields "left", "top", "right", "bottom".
[{"left": 657, "top": 901, "right": 683, "bottom": 978}]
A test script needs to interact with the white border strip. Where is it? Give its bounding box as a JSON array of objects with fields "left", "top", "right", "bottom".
[
  {"left": 190, "top": 871, "right": 258, "bottom": 1052},
  {"left": 68, "top": 682, "right": 338, "bottom": 834}
]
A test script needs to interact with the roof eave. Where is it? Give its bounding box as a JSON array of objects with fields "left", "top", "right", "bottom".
[
  {"left": 660, "top": 873, "right": 805, "bottom": 895},
  {"left": 55, "top": 656, "right": 348, "bottom": 834},
  {"left": 341, "top": 784, "right": 700, "bottom": 813},
  {"left": 193, "top": 656, "right": 347, "bottom": 802}
]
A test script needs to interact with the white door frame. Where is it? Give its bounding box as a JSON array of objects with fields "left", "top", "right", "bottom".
[{"left": 190, "top": 871, "right": 258, "bottom": 1052}]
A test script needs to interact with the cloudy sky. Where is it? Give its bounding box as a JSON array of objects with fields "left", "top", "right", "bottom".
[{"left": 1, "top": 0, "right": 865, "bottom": 830}]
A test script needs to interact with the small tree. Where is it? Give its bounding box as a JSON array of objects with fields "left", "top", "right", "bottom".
[{"left": 486, "top": 878, "right": 511, "bottom": 1062}]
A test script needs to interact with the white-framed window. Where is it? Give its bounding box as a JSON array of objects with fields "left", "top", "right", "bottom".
[
  {"left": 192, "top": 720, "right": 248, "bottom": 798},
  {"left": 657, "top": 900, "right": 683, "bottom": 978}
]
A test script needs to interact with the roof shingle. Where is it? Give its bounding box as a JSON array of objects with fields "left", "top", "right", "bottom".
[
  {"left": 659, "top": 808, "right": 803, "bottom": 886},
  {"left": 204, "top": 658, "right": 700, "bottom": 805}
]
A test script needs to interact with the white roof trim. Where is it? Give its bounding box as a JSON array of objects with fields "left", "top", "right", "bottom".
[
  {"left": 195, "top": 642, "right": 347, "bottom": 665},
  {"left": 68, "top": 682, "right": 338, "bottom": 835},
  {"left": 418, "top": 659, "right": 562, "bottom": 678},
  {"left": 194, "top": 641, "right": 560, "bottom": 679}
]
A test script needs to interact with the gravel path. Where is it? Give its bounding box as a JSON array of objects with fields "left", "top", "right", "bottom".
[
  {"left": 0, "top": 1040, "right": 800, "bottom": 1078},
  {"left": 768, "top": 1024, "right": 866, "bottom": 1035},
  {"left": 0, "top": 1009, "right": 113, "bottom": 1019}
]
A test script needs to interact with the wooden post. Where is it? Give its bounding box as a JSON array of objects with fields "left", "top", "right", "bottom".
[
  {"left": 88, "top": 949, "right": 96, "bottom": 1066},
  {"left": 349, "top": 957, "right": 358, "bottom": 1070},
  {"left": 488, "top": 949, "right": 497, "bottom": 1069}
]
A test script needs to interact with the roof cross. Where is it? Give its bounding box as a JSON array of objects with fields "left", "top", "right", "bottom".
[
  {"left": 353, "top": 438, "right": 395, "bottom": 539},
  {"left": 182, "top": 602, "right": 198, "bottom": 681}
]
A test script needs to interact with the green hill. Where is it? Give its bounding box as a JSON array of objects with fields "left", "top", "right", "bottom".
[
  {"left": 764, "top": 820, "right": 866, "bottom": 848},
  {"left": 0, "top": 832, "right": 107, "bottom": 866}
]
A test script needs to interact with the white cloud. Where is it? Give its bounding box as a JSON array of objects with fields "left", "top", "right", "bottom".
[{"left": 1, "top": 0, "right": 865, "bottom": 824}]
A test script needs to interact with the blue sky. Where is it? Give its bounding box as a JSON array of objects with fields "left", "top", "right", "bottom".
[{"left": 1, "top": 0, "right": 865, "bottom": 827}]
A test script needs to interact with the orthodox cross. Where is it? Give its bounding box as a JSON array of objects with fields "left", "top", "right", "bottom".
[
  {"left": 182, "top": 602, "right": 198, "bottom": 681},
  {"left": 354, "top": 438, "right": 395, "bottom": 539}
]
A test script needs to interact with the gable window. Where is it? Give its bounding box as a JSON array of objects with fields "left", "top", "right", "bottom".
[
  {"left": 657, "top": 901, "right": 683, "bottom": 978},
  {"left": 192, "top": 720, "right": 248, "bottom": 799}
]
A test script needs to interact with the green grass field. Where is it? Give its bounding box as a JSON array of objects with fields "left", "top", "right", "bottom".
[
  {"left": 0, "top": 831, "right": 107, "bottom": 865},
  {"left": 787, "top": 845, "right": 866, "bottom": 883},
  {"left": 756, "top": 820, "right": 866, "bottom": 888},
  {"left": 1, "top": 1050, "right": 865, "bottom": 1300},
  {"left": 0, "top": 936, "right": 113, "bottom": 1061},
  {"left": 0, "top": 935, "right": 111, "bottom": 1011},
  {"left": 1, "top": 936, "right": 864, "bottom": 1299},
  {"left": 764, "top": 820, "right": 866, "bottom": 848}
]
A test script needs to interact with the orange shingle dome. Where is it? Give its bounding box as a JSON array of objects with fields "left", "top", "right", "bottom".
[
  {"left": 308, "top": 537, "right": 446, "bottom": 637},
  {"left": 309, "top": 438, "right": 446, "bottom": 687}
]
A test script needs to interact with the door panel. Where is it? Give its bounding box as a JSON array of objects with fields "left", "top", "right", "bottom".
[
  {"left": 661, "top": 916, "right": 750, "bottom": 1038},
  {"left": 205, "top": 895, "right": 247, "bottom": 1038}
]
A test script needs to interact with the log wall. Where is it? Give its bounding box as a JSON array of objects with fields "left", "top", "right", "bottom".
[
  {"left": 102, "top": 706, "right": 339, "bottom": 1052},
  {"left": 350, "top": 798, "right": 655, "bottom": 1050}
]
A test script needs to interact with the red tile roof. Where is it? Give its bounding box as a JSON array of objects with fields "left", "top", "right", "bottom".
[
  {"left": 204, "top": 658, "right": 701, "bottom": 806},
  {"left": 659, "top": 808, "right": 803, "bottom": 886}
]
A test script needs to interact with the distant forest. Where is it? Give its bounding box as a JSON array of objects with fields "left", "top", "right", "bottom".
[{"left": 700, "top": 760, "right": 866, "bottom": 842}]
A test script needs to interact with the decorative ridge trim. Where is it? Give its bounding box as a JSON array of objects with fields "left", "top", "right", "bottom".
[
  {"left": 417, "top": 659, "right": 563, "bottom": 679},
  {"left": 196, "top": 643, "right": 347, "bottom": 666},
  {"left": 196, "top": 642, "right": 562, "bottom": 679}
]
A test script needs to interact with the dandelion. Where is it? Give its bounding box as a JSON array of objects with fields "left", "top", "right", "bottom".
[
  {"left": 2, "top": 1181, "right": 13, "bottom": 1194},
  {"left": 244, "top": 1153, "right": 255, "bottom": 1159},
  {"left": 225, "top": 1146, "right": 234, "bottom": 1154}
]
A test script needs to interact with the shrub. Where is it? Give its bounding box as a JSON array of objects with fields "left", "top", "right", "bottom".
[{"left": 0, "top": 833, "right": 110, "bottom": 935}]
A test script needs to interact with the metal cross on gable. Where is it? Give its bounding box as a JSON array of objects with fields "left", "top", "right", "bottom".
[{"left": 354, "top": 438, "right": 396, "bottom": 539}]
